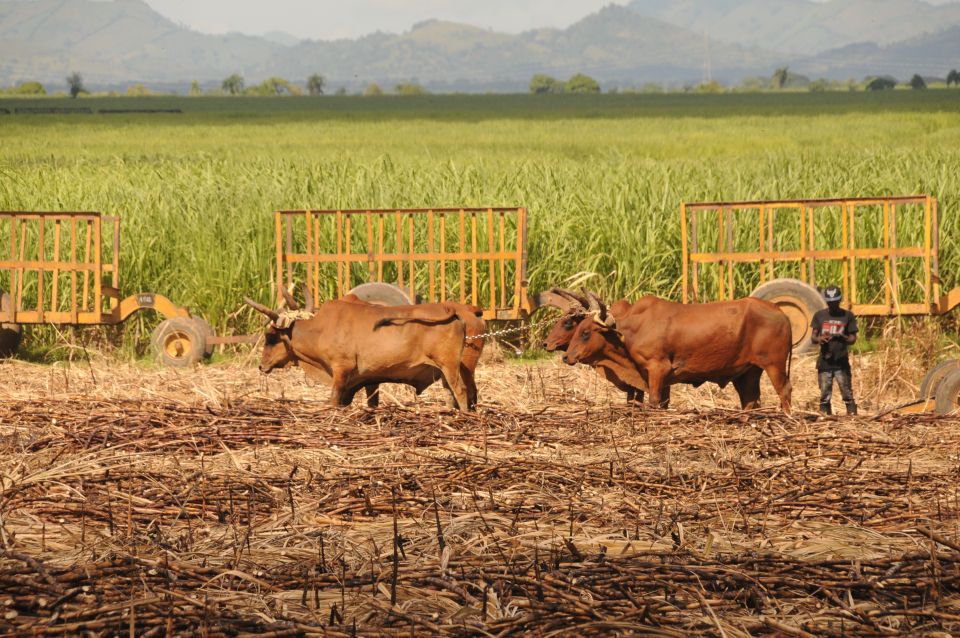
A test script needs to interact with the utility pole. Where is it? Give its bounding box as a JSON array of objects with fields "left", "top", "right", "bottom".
[{"left": 703, "top": 32, "right": 712, "bottom": 84}]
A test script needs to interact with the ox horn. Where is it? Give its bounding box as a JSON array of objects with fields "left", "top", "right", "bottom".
[
  {"left": 281, "top": 286, "right": 299, "bottom": 311},
  {"left": 553, "top": 287, "right": 591, "bottom": 309},
  {"left": 244, "top": 297, "right": 279, "bottom": 322},
  {"left": 301, "top": 283, "right": 315, "bottom": 312},
  {"left": 586, "top": 291, "right": 617, "bottom": 328}
]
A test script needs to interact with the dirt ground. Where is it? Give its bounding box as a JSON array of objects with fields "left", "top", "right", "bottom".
[{"left": 1, "top": 347, "right": 960, "bottom": 636}]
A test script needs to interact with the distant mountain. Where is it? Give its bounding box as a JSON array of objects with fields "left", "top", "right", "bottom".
[
  {"left": 796, "top": 25, "right": 960, "bottom": 80},
  {"left": 0, "top": 0, "right": 282, "bottom": 86},
  {"left": 0, "top": 1, "right": 779, "bottom": 90},
  {"left": 270, "top": 8, "right": 778, "bottom": 88},
  {"left": 1, "top": 0, "right": 957, "bottom": 91},
  {"left": 627, "top": 0, "right": 960, "bottom": 55},
  {"left": 260, "top": 31, "right": 300, "bottom": 47}
]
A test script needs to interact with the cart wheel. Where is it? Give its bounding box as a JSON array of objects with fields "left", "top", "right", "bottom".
[
  {"left": 934, "top": 369, "right": 960, "bottom": 415},
  {"left": 919, "top": 359, "right": 960, "bottom": 399},
  {"left": 152, "top": 317, "right": 206, "bottom": 368},
  {"left": 191, "top": 316, "right": 215, "bottom": 358},
  {"left": 751, "top": 278, "right": 826, "bottom": 354},
  {"left": 346, "top": 282, "right": 413, "bottom": 306},
  {"left": 0, "top": 290, "right": 21, "bottom": 358}
]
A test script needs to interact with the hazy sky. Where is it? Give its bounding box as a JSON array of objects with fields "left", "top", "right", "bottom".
[
  {"left": 143, "top": 0, "right": 631, "bottom": 40},
  {"left": 141, "top": 0, "right": 960, "bottom": 41}
]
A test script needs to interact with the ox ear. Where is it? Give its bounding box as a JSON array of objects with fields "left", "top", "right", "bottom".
[
  {"left": 281, "top": 287, "right": 299, "bottom": 311},
  {"left": 244, "top": 297, "right": 280, "bottom": 322},
  {"left": 301, "top": 283, "right": 315, "bottom": 312}
]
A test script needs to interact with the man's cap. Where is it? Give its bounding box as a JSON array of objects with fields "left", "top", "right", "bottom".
[{"left": 823, "top": 285, "right": 842, "bottom": 302}]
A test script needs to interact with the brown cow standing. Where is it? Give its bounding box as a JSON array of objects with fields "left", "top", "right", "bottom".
[
  {"left": 247, "top": 296, "right": 474, "bottom": 410},
  {"left": 284, "top": 287, "right": 486, "bottom": 409},
  {"left": 563, "top": 295, "right": 793, "bottom": 413},
  {"left": 540, "top": 288, "right": 654, "bottom": 405}
]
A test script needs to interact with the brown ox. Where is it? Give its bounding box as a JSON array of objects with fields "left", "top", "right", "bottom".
[
  {"left": 563, "top": 295, "right": 793, "bottom": 412},
  {"left": 247, "top": 294, "right": 477, "bottom": 410},
  {"left": 540, "top": 288, "right": 654, "bottom": 405},
  {"left": 285, "top": 287, "right": 486, "bottom": 408}
]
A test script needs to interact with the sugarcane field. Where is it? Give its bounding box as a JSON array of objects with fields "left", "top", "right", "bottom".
[{"left": 3, "top": 51, "right": 960, "bottom": 637}]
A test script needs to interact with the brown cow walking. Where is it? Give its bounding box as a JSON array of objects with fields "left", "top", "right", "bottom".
[
  {"left": 563, "top": 295, "right": 793, "bottom": 413},
  {"left": 247, "top": 296, "right": 475, "bottom": 410}
]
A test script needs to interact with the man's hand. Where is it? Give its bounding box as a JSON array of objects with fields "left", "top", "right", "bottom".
[{"left": 819, "top": 333, "right": 831, "bottom": 344}]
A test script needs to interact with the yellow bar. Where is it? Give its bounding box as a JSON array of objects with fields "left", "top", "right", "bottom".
[
  {"left": 304, "top": 210, "right": 313, "bottom": 297},
  {"left": 111, "top": 217, "right": 119, "bottom": 306},
  {"left": 274, "top": 212, "right": 283, "bottom": 305},
  {"left": 471, "top": 212, "right": 478, "bottom": 306},
  {"left": 38, "top": 217, "right": 45, "bottom": 322},
  {"left": 883, "top": 201, "right": 891, "bottom": 309},
  {"left": 408, "top": 212, "right": 415, "bottom": 302},
  {"left": 514, "top": 208, "right": 526, "bottom": 313},
  {"left": 717, "top": 208, "right": 725, "bottom": 300},
  {"left": 439, "top": 213, "right": 446, "bottom": 303},
  {"left": 366, "top": 213, "right": 374, "bottom": 282},
  {"left": 459, "top": 210, "right": 465, "bottom": 304},
  {"left": 838, "top": 204, "right": 847, "bottom": 294},
  {"left": 925, "top": 196, "right": 933, "bottom": 307},
  {"left": 427, "top": 210, "right": 435, "bottom": 301},
  {"left": 336, "top": 211, "right": 343, "bottom": 297},
  {"left": 81, "top": 221, "right": 91, "bottom": 311},
  {"left": 487, "top": 208, "right": 496, "bottom": 312},
  {"left": 395, "top": 212, "right": 404, "bottom": 289},
  {"left": 70, "top": 217, "right": 77, "bottom": 323},
  {"left": 92, "top": 216, "right": 101, "bottom": 320},
  {"left": 849, "top": 203, "right": 857, "bottom": 307},
  {"left": 314, "top": 214, "right": 321, "bottom": 302},
  {"left": 51, "top": 220, "right": 61, "bottom": 313},
  {"left": 680, "top": 202, "right": 688, "bottom": 303},
  {"left": 377, "top": 214, "right": 384, "bottom": 282},
  {"left": 499, "top": 212, "right": 506, "bottom": 309},
  {"left": 344, "top": 213, "right": 352, "bottom": 294},
  {"left": 758, "top": 204, "right": 765, "bottom": 283}
]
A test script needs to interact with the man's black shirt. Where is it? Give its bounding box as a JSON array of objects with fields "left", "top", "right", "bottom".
[{"left": 811, "top": 307, "right": 858, "bottom": 372}]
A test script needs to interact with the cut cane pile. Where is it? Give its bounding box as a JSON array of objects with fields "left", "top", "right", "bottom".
[{"left": 2, "top": 362, "right": 960, "bottom": 637}]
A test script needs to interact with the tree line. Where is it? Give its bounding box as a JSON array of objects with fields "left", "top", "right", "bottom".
[{"left": 4, "top": 68, "right": 960, "bottom": 97}]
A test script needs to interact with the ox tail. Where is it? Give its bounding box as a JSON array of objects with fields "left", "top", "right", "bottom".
[{"left": 374, "top": 309, "right": 458, "bottom": 330}]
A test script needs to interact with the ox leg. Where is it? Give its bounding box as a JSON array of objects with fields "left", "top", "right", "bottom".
[
  {"left": 330, "top": 371, "right": 355, "bottom": 407},
  {"left": 365, "top": 384, "right": 380, "bottom": 408},
  {"left": 646, "top": 369, "right": 670, "bottom": 409},
  {"left": 763, "top": 364, "right": 793, "bottom": 414},
  {"left": 461, "top": 364, "right": 479, "bottom": 410},
  {"left": 733, "top": 368, "right": 763, "bottom": 410},
  {"left": 438, "top": 363, "right": 470, "bottom": 411}
]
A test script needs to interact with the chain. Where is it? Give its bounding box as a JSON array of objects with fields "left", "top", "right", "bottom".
[{"left": 465, "top": 316, "right": 555, "bottom": 341}]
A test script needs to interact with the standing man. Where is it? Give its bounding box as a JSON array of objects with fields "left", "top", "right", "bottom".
[{"left": 811, "top": 285, "right": 858, "bottom": 415}]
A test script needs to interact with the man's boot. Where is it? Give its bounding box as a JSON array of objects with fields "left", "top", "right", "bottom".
[
  {"left": 820, "top": 402, "right": 832, "bottom": 415},
  {"left": 845, "top": 402, "right": 858, "bottom": 416}
]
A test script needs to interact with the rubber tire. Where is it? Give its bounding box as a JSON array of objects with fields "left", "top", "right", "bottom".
[
  {"left": 152, "top": 317, "right": 206, "bottom": 368},
  {"left": 751, "top": 278, "right": 827, "bottom": 354},
  {"left": 191, "top": 316, "right": 215, "bottom": 358},
  {"left": 0, "top": 291, "right": 22, "bottom": 358},
  {"left": 934, "top": 368, "right": 960, "bottom": 415},
  {"left": 919, "top": 359, "right": 960, "bottom": 400},
  {"left": 346, "top": 282, "right": 413, "bottom": 306}
]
